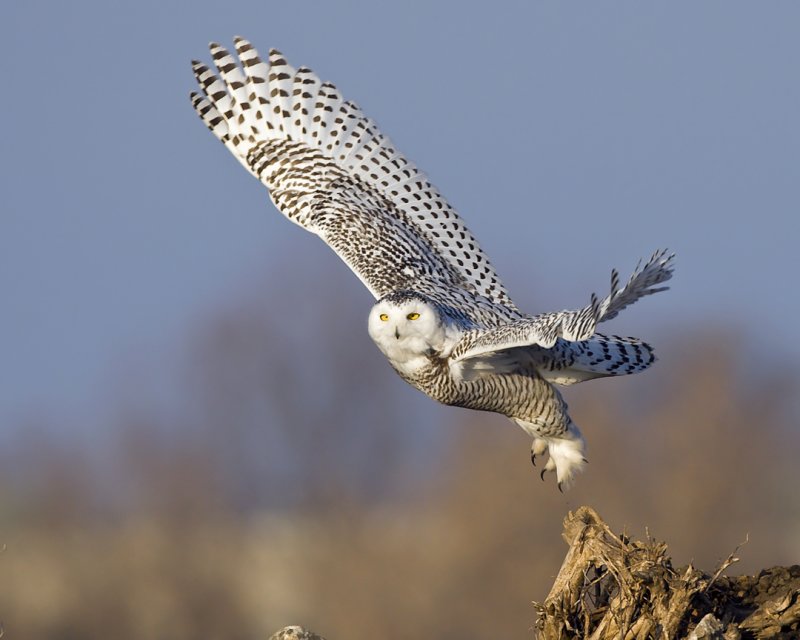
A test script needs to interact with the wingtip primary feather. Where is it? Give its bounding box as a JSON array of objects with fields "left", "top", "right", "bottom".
[{"left": 186, "top": 37, "right": 518, "bottom": 308}]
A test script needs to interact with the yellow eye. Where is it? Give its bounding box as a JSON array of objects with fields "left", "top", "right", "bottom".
[
  {"left": 379, "top": 313, "right": 389, "bottom": 322},
  {"left": 407, "top": 312, "right": 420, "bottom": 320}
]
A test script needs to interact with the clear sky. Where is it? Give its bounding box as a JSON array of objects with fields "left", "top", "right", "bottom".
[{"left": 2, "top": 1, "right": 799, "bottom": 433}]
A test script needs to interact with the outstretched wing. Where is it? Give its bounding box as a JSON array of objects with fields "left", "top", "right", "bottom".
[
  {"left": 450, "top": 250, "right": 674, "bottom": 363},
  {"left": 190, "top": 39, "right": 517, "bottom": 320}
]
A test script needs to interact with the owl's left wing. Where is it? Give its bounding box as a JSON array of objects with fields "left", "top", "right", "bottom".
[
  {"left": 450, "top": 250, "right": 674, "bottom": 363},
  {"left": 190, "top": 39, "right": 517, "bottom": 320}
]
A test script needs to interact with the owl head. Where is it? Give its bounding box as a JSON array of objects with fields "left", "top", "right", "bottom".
[{"left": 368, "top": 291, "right": 449, "bottom": 361}]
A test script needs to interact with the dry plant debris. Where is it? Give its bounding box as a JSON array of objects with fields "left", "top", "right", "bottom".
[{"left": 534, "top": 507, "right": 800, "bottom": 639}]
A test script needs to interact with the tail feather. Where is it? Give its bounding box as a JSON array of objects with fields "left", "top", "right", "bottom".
[
  {"left": 574, "top": 333, "right": 656, "bottom": 375},
  {"left": 538, "top": 333, "right": 657, "bottom": 385}
]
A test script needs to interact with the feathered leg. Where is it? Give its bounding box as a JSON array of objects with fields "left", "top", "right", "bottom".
[{"left": 513, "top": 379, "right": 587, "bottom": 490}]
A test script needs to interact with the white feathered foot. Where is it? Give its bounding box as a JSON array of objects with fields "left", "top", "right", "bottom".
[{"left": 529, "top": 424, "right": 587, "bottom": 492}]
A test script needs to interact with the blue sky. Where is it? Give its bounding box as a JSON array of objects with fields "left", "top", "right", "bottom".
[{"left": 2, "top": 1, "right": 799, "bottom": 433}]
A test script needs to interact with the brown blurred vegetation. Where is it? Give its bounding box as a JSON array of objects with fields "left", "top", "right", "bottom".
[{"left": 1, "top": 286, "right": 798, "bottom": 639}]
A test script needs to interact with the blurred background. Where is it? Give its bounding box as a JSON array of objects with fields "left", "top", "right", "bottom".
[{"left": 2, "top": 2, "right": 799, "bottom": 638}]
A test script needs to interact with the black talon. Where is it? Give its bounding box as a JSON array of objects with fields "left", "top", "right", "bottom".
[
  {"left": 540, "top": 469, "right": 546, "bottom": 482},
  {"left": 558, "top": 482, "right": 564, "bottom": 493},
  {"left": 531, "top": 452, "right": 537, "bottom": 467}
]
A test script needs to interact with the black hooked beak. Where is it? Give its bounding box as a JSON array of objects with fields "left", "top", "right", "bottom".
[{"left": 394, "top": 327, "right": 400, "bottom": 339}]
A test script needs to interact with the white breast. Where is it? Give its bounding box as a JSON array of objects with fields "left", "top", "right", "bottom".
[{"left": 373, "top": 334, "right": 433, "bottom": 375}]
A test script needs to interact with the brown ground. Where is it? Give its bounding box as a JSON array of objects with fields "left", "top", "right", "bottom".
[{"left": 273, "top": 507, "right": 800, "bottom": 640}]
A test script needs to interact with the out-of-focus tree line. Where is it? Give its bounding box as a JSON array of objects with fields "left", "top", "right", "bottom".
[{"left": 1, "top": 280, "right": 798, "bottom": 640}]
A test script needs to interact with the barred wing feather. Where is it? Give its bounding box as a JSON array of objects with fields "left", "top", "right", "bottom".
[
  {"left": 190, "top": 39, "right": 517, "bottom": 319},
  {"left": 451, "top": 250, "right": 674, "bottom": 363}
]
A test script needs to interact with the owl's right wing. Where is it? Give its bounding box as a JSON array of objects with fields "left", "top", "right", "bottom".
[{"left": 190, "top": 39, "right": 517, "bottom": 321}]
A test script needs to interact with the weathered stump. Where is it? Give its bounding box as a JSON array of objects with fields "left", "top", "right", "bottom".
[{"left": 534, "top": 506, "right": 800, "bottom": 639}]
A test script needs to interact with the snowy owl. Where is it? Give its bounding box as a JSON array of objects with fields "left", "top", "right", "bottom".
[{"left": 190, "top": 38, "right": 674, "bottom": 489}]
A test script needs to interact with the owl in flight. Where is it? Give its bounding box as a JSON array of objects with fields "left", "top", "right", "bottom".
[{"left": 190, "top": 38, "right": 674, "bottom": 489}]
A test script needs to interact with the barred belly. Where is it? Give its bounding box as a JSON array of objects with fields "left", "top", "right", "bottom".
[{"left": 400, "top": 359, "right": 570, "bottom": 434}]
